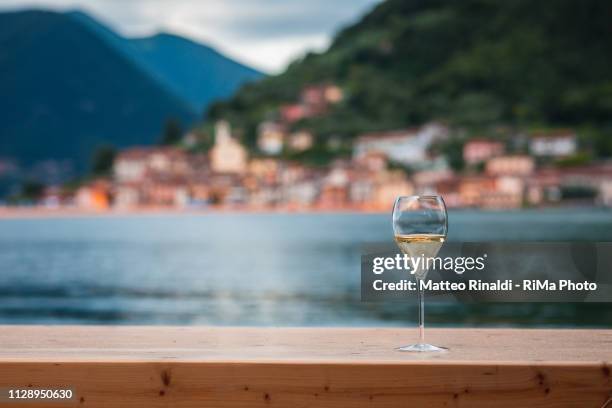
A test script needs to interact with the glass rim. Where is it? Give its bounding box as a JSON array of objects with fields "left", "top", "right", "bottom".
[{"left": 394, "top": 195, "right": 446, "bottom": 202}]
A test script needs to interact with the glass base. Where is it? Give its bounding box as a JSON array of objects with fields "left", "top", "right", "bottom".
[{"left": 397, "top": 343, "right": 447, "bottom": 352}]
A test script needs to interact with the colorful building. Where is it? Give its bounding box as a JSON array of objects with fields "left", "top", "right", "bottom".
[
  {"left": 210, "top": 121, "right": 248, "bottom": 174},
  {"left": 463, "top": 139, "right": 505, "bottom": 165},
  {"left": 529, "top": 130, "right": 577, "bottom": 157}
]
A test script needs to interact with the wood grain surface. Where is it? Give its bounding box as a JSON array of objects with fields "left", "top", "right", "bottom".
[{"left": 0, "top": 326, "right": 609, "bottom": 407}]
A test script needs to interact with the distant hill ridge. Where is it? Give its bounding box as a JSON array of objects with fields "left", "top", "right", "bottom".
[
  {"left": 0, "top": 9, "right": 263, "bottom": 176},
  {"left": 208, "top": 0, "right": 612, "bottom": 155},
  {"left": 68, "top": 11, "right": 262, "bottom": 111}
]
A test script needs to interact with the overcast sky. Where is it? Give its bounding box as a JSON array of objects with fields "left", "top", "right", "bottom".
[{"left": 0, "top": 0, "right": 382, "bottom": 73}]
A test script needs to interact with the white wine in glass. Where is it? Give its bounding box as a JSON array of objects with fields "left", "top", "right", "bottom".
[
  {"left": 394, "top": 234, "right": 445, "bottom": 280},
  {"left": 392, "top": 196, "right": 448, "bottom": 352}
]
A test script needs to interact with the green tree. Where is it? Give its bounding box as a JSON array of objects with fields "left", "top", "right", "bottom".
[
  {"left": 20, "top": 180, "right": 44, "bottom": 201},
  {"left": 159, "top": 118, "right": 183, "bottom": 145},
  {"left": 430, "top": 137, "right": 465, "bottom": 172},
  {"left": 90, "top": 145, "right": 116, "bottom": 176}
]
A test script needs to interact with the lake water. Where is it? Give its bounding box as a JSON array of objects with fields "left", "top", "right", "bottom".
[{"left": 0, "top": 210, "right": 611, "bottom": 327}]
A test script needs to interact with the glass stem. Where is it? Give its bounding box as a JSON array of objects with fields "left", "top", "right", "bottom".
[{"left": 418, "top": 279, "right": 425, "bottom": 344}]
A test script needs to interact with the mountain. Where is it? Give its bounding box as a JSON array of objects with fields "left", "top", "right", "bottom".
[
  {"left": 0, "top": 9, "right": 262, "bottom": 178},
  {"left": 208, "top": 0, "right": 612, "bottom": 156},
  {"left": 68, "top": 11, "right": 263, "bottom": 112}
]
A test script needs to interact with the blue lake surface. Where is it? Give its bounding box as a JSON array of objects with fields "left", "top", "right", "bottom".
[{"left": 0, "top": 210, "right": 611, "bottom": 326}]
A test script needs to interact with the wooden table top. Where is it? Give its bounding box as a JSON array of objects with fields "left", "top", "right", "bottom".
[{"left": 0, "top": 326, "right": 609, "bottom": 365}]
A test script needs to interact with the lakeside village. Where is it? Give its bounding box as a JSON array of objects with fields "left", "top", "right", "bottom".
[{"left": 34, "top": 84, "right": 612, "bottom": 212}]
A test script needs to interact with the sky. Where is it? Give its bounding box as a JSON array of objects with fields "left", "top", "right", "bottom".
[{"left": 0, "top": 0, "right": 382, "bottom": 73}]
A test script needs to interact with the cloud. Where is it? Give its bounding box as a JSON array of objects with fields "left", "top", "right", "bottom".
[{"left": 0, "top": 0, "right": 382, "bottom": 72}]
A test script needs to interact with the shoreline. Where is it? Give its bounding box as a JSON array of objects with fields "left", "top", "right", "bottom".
[
  {"left": 0, "top": 206, "right": 389, "bottom": 219},
  {"left": 0, "top": 205, "right": 609, "bottom": 220}
]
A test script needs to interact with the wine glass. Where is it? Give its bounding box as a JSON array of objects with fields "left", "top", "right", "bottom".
[{"left": 392, "top": 195, "right": 448, "bottom": 352}]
